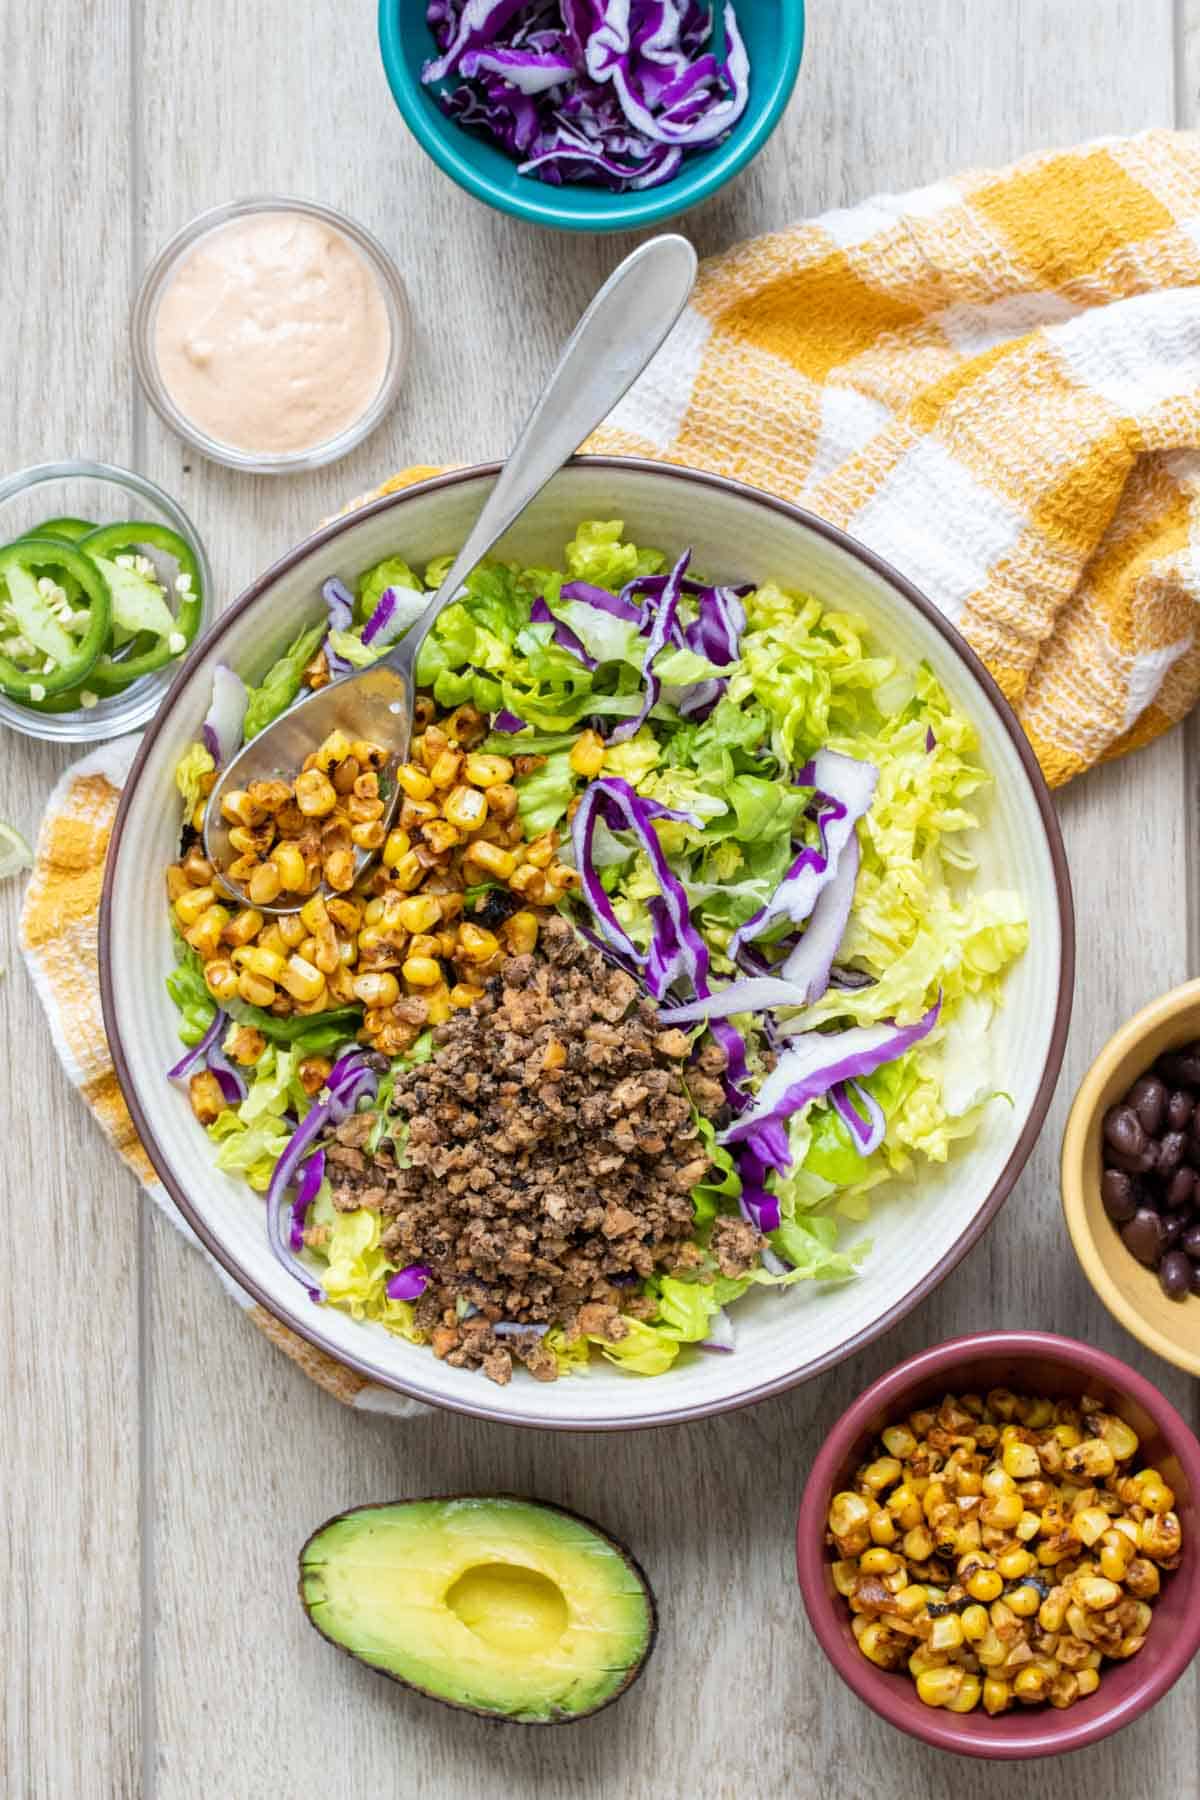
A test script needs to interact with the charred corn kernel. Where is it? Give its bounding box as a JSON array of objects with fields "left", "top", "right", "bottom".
[
  {"left": 1006, "top": 1582, "right": 1042, "bottom": 1619},
  {"left": 443, "top": 784, "right": 488, "bottom": 832},
  {"left": 945, "top": 1673, "right": 981, "bottom": 1714},
  {"left": 327, "top": 898, "right": 362, "bottom": 933},
  {"left": 892, "top": 1583, "right": 926, "bottom": 1620},
  {"left": 247, "top": 862, "right": 283, "bottom": 906},
  {"left": 271, "top": 842, "right": 307, "bottom": 892},
  {"left": 828, "top": 1493, "right": 872, "bottom": 1555},
  {"left": 965, "top": 1568, "right": 1004, "bottom": 1603},
  {"left": 294, "top": 769, "right": 338, "bottom": 817},
  {"left": 1053, "top": 1423, "right": 1083, "bottom": 1449},
  {"left": 258, "top": 922, "right": 287, "bottom": 957},
  {"left": 976, "top": 1628, "right": 1007, "bottom": 1669},
  {"left": 220, "top": 789, "right": 255, "bottom": 826},
  {"left": 349, "top": 739, "right": 387, "bottom": 770},
  {"left": 907, "top": 1645, "right": 947, "bottom": 1678},
  {"left": 175, "top": 884, "right": 217, "bottom": 926},
  {"left": 1015, "top": 1510, "right": 1041, "bottom": 1542},
  {"left": 382, "top": 828, "right": 413, "bottom": 870},
  {"left": 1013, "top": 1667, "right": 1049, "bottom": 1703},
  {"left": 449, "top": 982, "right": 484, "bottom": 1010},
  {"left": 902, "top": 1525, "right": 934, "bottom": 1563},
  {"left": 928, "top": 1614, "right": 964, "bottom": 1652},
  {"left": 191, "top": 801, "right": 207, "bottom": 834},
  {"left": 237, "top": 969, "right": 276, "bottom": 1007},
  {"left": 857, "top": 1623, "right": 903, "bottom": 1670},
  {"left": 1002, "top": 1440, "right": 1042, "bottom": 1481},
  {"left": 222, "top": 907, "right": 264, "bottom": 949},
  {"left": 203, "top": 958, "right": 239, "bottom": 1002},
  {"left": 395, "top": 756, "right": 433, "bottom": 799},
  {"left": 982, "top": 1676, "right": 1011, "bottom": 1715},
  {"left": 464, "top": 840, "right": 517, "bottom": 880},
  {"left": 887, "top": 1484, "right": 923, "bottom": 1531},
  {"left": 464, "top": 753, "right": 514, "bottom": 787},
  {"left": 858, "top": 1547, "right": 901, "bottom": 1575},
  {"left": 389, "top": 895, "right": 436, "bottom": 934},
  {"left": 523, "top": 830, "right": 559, "bottom": 871},
  {"left": 1073, "top": 1507, "right": 1111, "bottom": 1549},
  {"left": 961, "top": 1604, "right": 990, "bottom": 1642},
  {"left": 407, "top": 933, "right": 439, "bottom": 961},
  {"left": 916, "top": 1667, "right": 964, "bottom": 1709},
  {"left": 277, "top": 955, "right": 325, "bottom": 1003},
  {"left": 1075, "top": 1573, "right": 1124, "bottom": 1613},
  {"left": 860, "top": 1457, "right": 903, "bottom": 1495},
  {"left": 868, "top": 1510, "right": 896, "bottom": 1546},
  {"left": 188, "top": 1070, "right": 225, "bottom": 1125},
  {"left": 324, "top": 849, "right": 355, "bottom": 891},
  {"left": 1124, "top": 1557, "right": 1160, "bottom": 1598},
  {"left": 1139, "top": 1511, "right": 1182, "bottom": 1559},
  {"left": 1093, "top": 1415, "right": 1139, "bottom": 1461},
  {"left": 996, "top": 1547, "right": 1035, "bottom": 1581},
  {"left": 1048, "top": 1672, "right": 1079, "bottom": 1710},
  {"left": 181, "top": 848, "right": 213, "bottom": 885},
  {"left": 459, "top": 922, "right": 500, "bottom": 962},
  {"left": 227, "top": 825, "right": 267, "bottom": 857},
  {"left": 500, "top": 910, "right": 538, "bottom": 955},
  {"left": 830, "top": 1560, "right": 860, "bottom": 1598},
  {"left": 881, "top": 1424, "right": 918, "bottom": 1460},
  {"left": 1133, "top": 1471, "right": 1174, "bottom": 1514},
  {"left": 982, "top": 1492, "right": 1024, "bottom": 1530},
  {"left": 184, "top": 906, "right": 231, "bottom": 959},
  {"left": 1038, "top": 1592, "right": 1066, "bottom": 1633},
  {"left": 1063, "top": 1439, "right": 1115, "bottom": 1480},
  {"left": 233, "top": 946, "right": 286, "bottom": 981},
  {"left": 389, "top": 850, "right": 425, "bottom": 891},
  {"left": 296, "top": 1055, "right": 332, "bottom": 1096},
  {"left": 424, "top": 981, "right": 452, "bottom": 1025},
  {"left": 402, "top": 956, "right": 441, "bottom": 987},
  {"left": 569, "top": 729, "right": 606, "bottom": 777},
  {"left": 299, "top": 895, "right": 331, "bottom": 934},
  {"left": 428, "top": 747, "right": 463, "bottom": 789},
  {"left": 351, "top": 772, "right": 379, "bottom": 803},
  {"left": 982, "top": 1466, "right": 1017, "bottom": 1497},
  {"left": 166, "top": 866, "right": 191, "bottom": 902},
  {"left": 314, "top": 729, "right": 351, "bottom": 770},
  {"left": 350, "top": 820, "right": 387, "bottom": 851},
  {"left": 400, "top": 798, "right": 439, "bottom": 831},
  {"left": 1075, "top": 1668, "right": 1100, "bottom": 1698},
  {"left": 347, "top": 794, "right": 384, "bottom": 826},
  {"left": 227, "top": 1026, "right": 266, "bottom": 1065},
  {"left": 485, "top": 782, "right": 519, "bottom": 821},
  {"left": 421, "top": 819, "right": 461, "bottom": 855}
]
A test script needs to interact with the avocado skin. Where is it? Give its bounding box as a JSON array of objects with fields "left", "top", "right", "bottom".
[{"left": 298, "top": 1493, "right": 658, "bottom": 1726}]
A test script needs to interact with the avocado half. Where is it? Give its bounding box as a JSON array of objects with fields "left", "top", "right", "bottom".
[{"left": 299, "top": 1495, "right": 657, "bottom": 1725}]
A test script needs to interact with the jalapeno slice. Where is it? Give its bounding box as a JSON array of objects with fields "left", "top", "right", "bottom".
[
  {"left": 78, "top": 521, "right": 203, "bottom": 693},
  {"left": 0, "top": 537, "right": 112, "bottom": 699},
  {"left": 19, "top": 516, "right": 96, "bottom": 542}
]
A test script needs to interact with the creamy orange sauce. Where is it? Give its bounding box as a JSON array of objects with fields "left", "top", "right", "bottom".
[{"left": 154, "top": 212, "right": 391, "bottom": 456}]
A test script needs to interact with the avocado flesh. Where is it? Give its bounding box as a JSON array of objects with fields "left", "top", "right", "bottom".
[{"left": 300, "top": 1497, "right": 654, "bottom": 1724}]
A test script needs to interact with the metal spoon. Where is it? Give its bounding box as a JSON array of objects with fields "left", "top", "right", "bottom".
[{"left": 204, "top": 233, "right": 698, "bottom": 913}]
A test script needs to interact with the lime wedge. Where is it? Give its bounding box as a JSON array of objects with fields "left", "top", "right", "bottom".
[{"left": 0, "top": 822, "right": 33, "bottom": 880}]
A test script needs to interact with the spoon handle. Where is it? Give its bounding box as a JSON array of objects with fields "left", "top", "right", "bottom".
[{"left": 390, "top": 233, "right": 698, "bottom": 671}]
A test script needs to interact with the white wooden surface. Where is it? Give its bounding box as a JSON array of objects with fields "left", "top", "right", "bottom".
[{"left": 4, "top": 3, "right": 1200, "bottom": 1795}]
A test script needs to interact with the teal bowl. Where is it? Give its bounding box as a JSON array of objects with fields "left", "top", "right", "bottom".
[{"left": 378, "top": 2, "right": 806, "bottom": 233}]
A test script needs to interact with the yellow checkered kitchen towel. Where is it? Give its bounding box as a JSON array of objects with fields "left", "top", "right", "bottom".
[
  {"left": 20, "top": 130, "right": 1200, "bottom": 1408},
  {"left": 589, "top": 127, "right": 1200, "bottom": 784}
]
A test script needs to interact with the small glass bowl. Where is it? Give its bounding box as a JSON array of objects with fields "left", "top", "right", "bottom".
[
  {"left": 0, "top": 460, "right": 213, "bottom": 744},
  {"left": 131, "top": 196, "right": 412, "bottom": 475}
]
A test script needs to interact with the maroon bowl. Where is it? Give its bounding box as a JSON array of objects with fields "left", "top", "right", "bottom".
[{"left": 795, "top": 1331, "right": 1200, "bottom": 1759}]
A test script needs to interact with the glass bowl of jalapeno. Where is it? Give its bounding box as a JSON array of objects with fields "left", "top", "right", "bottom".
[{"left": 0, "top": 459, "right": 211, "bottom": 742}]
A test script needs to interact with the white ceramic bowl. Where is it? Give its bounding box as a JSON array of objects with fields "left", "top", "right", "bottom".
[{"left": 100, "top": 459, "right": 1073, "bottom": 1429}]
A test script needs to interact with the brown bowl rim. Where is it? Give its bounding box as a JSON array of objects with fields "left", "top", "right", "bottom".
[
  {"left": 795, "top": 1330, "right": 1200, "bottom": 1758},
  {"left": 98, "top": 456, "right": 1076, "bottom": 1430}
]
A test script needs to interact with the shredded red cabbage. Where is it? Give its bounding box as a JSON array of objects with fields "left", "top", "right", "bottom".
[
  {"left": 423, "top": 2, "right": 749, "bottom": 191},
  {"left": 200, "top": 666, "right": 248, "bottom": 768},
  {"left": 492, "top": 708, "right": 529, "bottom": 732},
  {"left": 831, "top": 1078, "right": 886, "bottom": 1157},
  {"left": 290, "top": 1149, "right": 326, "bottom": 1251},
  {"left": 530, "top": 594, "right": 598, "bottom": 669},
  {"left": 610, "top": 546, "right": 689, "bottom": 742},
  {"left": 167, "top": 1009, "right": 227, "bottom": 1082},
  {"left": 385, "top": 1262, "right": 433, "bottom": 1301},
  {"left": 724, "top": 1001, "right": 942, "bottom": 1154}
]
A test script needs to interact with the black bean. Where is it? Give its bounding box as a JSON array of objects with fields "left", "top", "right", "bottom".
[
  {"left": 1121, "top": 1208, "right": 1164, "bottom": 1267},
  {"left": 1158, "top": 1048, "right": 1200, "bottom": 1088},
  {"left": 1101, "top": 1169, "right": 1138, "bottom": 1222},
  {"left": 1156, "top": 1131, "right": 1187, "bottom": 1175},
  {"left": 1126, "top": 1074, "right": 1167, "bottom": 1136},
  {"left": 1159, "top": 1251, "right": 1193, "bottom": 1299},
  {"left": 1167, "top": 1089, "right": 1196, "bottom": 1131},
  {"left": 1182, "top": 1220, "right": 1200, "bottom": 1261},
  {"left": 1106, "top": 1145, "right": 1157, "bottom": 1176},
  {"left": 1103, "top": 1106, "right": 1147, "bottom": 1159},
  {"left": 1166, "top": 1167, "right": 1196, "bottom": 1211},
  {"left": 1161, "top": 1212, "right": 1187, "bottom": 1250}
]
